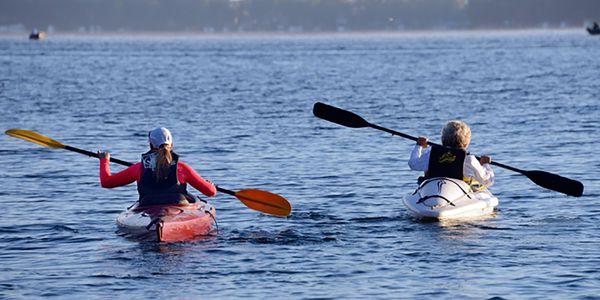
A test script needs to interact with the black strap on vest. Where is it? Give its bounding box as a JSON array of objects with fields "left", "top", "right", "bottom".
[{"left": 426, "top": 145, "right": 466, "bottom": 180}]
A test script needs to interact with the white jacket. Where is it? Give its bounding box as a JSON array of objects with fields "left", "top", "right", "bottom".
[{"left": 408, "top": 145, "right": 495, "bottom": 187}]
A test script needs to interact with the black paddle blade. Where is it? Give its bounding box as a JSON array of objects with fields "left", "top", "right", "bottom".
[
  {"left": 524, "top": 170, "right": 584, "bottom": 197},
  {"left": 313, "top": 102, "right": 370, "bottom": 128}
]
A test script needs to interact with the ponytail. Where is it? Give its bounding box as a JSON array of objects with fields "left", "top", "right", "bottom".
[{"left": 155, "top": 144, "right": 173, "bottom": 182}]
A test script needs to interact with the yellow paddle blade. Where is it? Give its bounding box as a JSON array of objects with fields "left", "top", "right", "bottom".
[
  {"left": 235, "top": 189, "right": 292, "bottom": 217},
  {"left": 5, "top": 129, "right": 65, "bottom": 149}
]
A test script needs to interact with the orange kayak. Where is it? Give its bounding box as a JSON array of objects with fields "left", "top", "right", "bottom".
[{"left": 116, "top": 202, "right": 217, "bottom": 242}]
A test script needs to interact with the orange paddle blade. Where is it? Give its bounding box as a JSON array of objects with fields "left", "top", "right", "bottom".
[
  {"left": 235, "top": 189, "right": 292, "bottom": 217},
  {"left": 5, "top": 129, "right": 66, "bottom": 149}
]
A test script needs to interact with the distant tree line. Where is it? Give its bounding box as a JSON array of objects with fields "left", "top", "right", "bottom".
[{"left": 1, "top": 0, "right": 599, "bottom": 32}]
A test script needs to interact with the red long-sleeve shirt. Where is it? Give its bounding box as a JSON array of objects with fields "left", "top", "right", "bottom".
[{"left": 99, "top": 157, "right": 217, "bottom": 197}]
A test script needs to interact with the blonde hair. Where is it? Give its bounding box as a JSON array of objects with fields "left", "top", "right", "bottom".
[
  {"left": 155, "top": 144, "right": 173, "bottom": 182},
  {"left": 441, "top": 120, "right": 471, "bottom": 149}
]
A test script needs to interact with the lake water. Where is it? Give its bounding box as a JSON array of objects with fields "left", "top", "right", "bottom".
[{"left": 0, "top": 30, "right": 599, "bottom": 299}]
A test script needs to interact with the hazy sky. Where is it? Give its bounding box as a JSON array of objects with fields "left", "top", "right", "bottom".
[{"left": 1, "top": 0, "right": 599, "bottom": 33}]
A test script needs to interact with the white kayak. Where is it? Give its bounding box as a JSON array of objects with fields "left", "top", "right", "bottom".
[{"left": 403, "top": 177, "right": 498, "bottom": 220}]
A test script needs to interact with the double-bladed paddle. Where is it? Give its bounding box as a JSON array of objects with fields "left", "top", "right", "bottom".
[
  {"left": 5, "top": 129, "right": 292, "bottom": 217},
  {"left": 312, "top": 102, "right": 584, "bottom": 197}
]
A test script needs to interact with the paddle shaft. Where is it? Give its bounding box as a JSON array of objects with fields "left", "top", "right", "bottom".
[
  {"left": 216, "top": 186, "right": 236, "bottom": 196},
  {"left": 63, "top": 145, "right": 134, "bottom": 167},
  {"left": 368, "top": 123, "right": 523, "bottom": 173},
  {"left": 369, "top": 123, "right": 417, "bottom": 142},
  {"left": 63, "top": 145, "right": 241, "bottom": 196}
]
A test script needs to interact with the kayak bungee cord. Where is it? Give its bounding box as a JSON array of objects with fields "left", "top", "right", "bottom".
[{"left": 207, "top": 210, "right": 219, "bottom": 235}]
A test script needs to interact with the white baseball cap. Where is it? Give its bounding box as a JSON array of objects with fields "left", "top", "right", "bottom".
[{"left": 148, "top": 127, "right": 173, "bottom": 148}]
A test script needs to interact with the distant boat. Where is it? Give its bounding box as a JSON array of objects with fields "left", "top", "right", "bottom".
[
  {"left": 29, "top": 29, "right": 46, "bottom": 40},
  {"left": 587, "top": 23, "right": 600, "bottom": 35},
  {"left": 587, "top": 27, "right": 600, "bottom": 35}
]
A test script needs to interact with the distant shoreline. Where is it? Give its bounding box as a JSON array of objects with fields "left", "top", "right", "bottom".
[{"left": 0, "top": 27, "right": 589, "bottom": 38}]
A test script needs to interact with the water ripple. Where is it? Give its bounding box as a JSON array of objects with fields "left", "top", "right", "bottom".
[{"left": 0, "top": 31, "right": 598, "bottom": 299}]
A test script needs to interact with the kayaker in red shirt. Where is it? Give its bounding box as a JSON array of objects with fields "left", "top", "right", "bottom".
[{"left": 98, "top": 127, "right": 217, "bottom": 206}]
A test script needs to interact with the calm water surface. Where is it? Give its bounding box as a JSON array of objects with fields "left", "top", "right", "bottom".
[{"left": 0, "top": 30, "right": 599, "bottom": 299}]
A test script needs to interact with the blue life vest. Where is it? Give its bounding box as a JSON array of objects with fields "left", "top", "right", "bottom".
[
  {"left": 137, "top": 151, "right": 190, "bottom": 206},
  {"left": 426, "top": 145, "right": 466, "bottom": 180}
]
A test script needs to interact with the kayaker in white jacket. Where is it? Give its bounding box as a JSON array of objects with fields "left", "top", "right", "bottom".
[{"left": 408, "top": 120, "right": 495, "bottom": 187}]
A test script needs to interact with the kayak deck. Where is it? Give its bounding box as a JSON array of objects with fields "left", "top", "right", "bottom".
[
  {"left": 116, "top": 201, "right": 217, "bottom": 242},
  {"left": 403, "top": 177, "right": 498, "bottom": 220}
]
